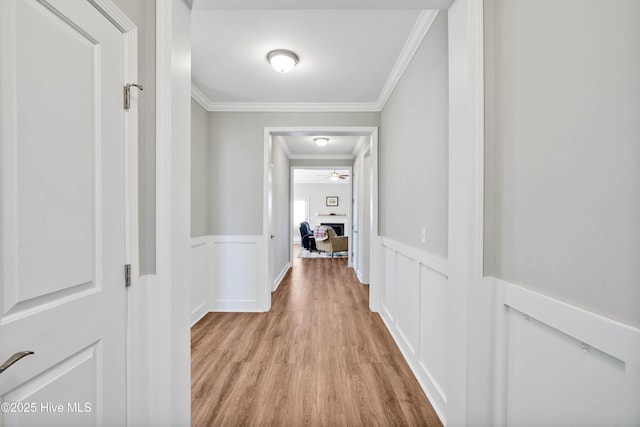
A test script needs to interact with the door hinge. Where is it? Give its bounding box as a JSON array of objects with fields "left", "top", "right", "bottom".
[
  {"left": 123, "top": 83, "right": 143, "bottom": 109},
  {"left": 124, "top": 264, "right": 131, "bottom": 288}
]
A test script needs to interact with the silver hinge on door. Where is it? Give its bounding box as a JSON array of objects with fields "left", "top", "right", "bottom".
[
  {"left": 125, "top": 264, "right": 131, "bottom": 288},
  {"left": 123, "top": 83, "right": 143, "bottom": 109}
]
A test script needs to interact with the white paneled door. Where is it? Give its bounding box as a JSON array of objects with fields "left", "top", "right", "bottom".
[{"left": 0, "top": 0, "right": 129, "bottom": 425}]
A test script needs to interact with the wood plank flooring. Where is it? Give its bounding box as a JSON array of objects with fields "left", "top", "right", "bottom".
[{"left": 191, "top": 245, "right": 442, "bottom": 426}]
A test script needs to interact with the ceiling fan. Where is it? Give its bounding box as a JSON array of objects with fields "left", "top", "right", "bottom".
[{"left": 318, "top": 170, "right": 349, "bottom": 181}]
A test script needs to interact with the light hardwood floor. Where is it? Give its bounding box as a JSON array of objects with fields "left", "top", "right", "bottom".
[{"left": 191, "top": 245, "right": 442, "bottom": 426}]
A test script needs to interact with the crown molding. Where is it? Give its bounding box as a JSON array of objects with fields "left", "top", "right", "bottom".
[
  {"left": 375, "top": 9, "right": 439, "bottom": 110},
  {"left": 191, "top": 10, "right": 439, "bottom": 112},
  {"left": 191, "top": 83, "right": 210, "bottom": 110},
  {"left": 288, "top": 154, "right": 355, "bottom": 160},
  {"left": 273, "top": 135, "right": 293, "bottom": 157},
  {"left": 352, "top": 135, "right": 370, "bottom": 157}
]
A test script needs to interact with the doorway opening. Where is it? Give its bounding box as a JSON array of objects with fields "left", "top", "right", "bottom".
[
  {"left": 291, "top": 167, "right": 352, "bottom": 261},
  {"left": 263, "top": 126, "right": 379, "bottom": 312}
]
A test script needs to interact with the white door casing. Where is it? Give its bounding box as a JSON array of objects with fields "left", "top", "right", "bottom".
[
  {"left": 352, "top": 158, "right": 360, "bottom": 275},
  {"left": 0, "top": 0, "right": 134, "bottom": 425}
]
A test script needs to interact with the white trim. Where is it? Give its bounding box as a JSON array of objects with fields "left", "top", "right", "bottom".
[
  {"left": 376, "top": 10, "right": 439, "bottom": 109},
  {"left": 351, "top": 135, "right": 370, "bottom": 157},
  {"left": 492, "top": 277, "right": 640, "bottom": 426},
  {"left": 272, "top": 262, "right": 291, "bottom": 292},
  {"left": 193, "top": 0, "right": 454, "bottom": 10},
  {"left": 498, "top": 278, "right": 640, "bottom": 364},
  {"left": 190, "top": 302, "right": 207, "bottom": 326},
  {"left": 147, "top": 0, "right": 174, "bottom": 425},
  {"left": 380, "top": 237, "right": 448, "bottom": 277},
  {"left": 211, "top": 234, "right": 263, "bottom": 243},
  {"left": 273, "top": 135, "right": 293, "bottom": 157},
  {"left": 83, "top": 1, "right": 141, "bottom": 425},
  {"left": 368, "top": 131, "right": 380, "bottom": 312},
  {"left": 190, "top": 82, "right": 210, "bottom": 110},
  {"left": 288, "top": 154, "right": 355, "bottom": 160},
  {"left": 89, "top": 0, "right": 137, "bottom": 32},
  {"left": 445, "top": 0, "right": 486, "bottom": 425},
  {"left": 207, "top": 101, "right": 381, "bottom": 112}
]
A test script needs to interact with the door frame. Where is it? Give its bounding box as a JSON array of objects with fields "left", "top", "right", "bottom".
[
  {"left": 289, "top": 165, "right": 354, "bottom": 264},
  {"left": 157, "top": 0, "right": 485, "bottom": 425},
  {"left": 263, "top": 126, "right": 379, "bottom": 311}
]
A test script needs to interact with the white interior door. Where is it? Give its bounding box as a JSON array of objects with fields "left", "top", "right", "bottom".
[
  {"left": 267, "top": 138, "right": 275, "bottom": 298},
  {"left": 362, "top": 153, "right": 371, "bottom": 284},
  {"left": 0, "top": 0, "right": 129, "bottom": 425},
  {"left": 352, "top": 160, "right": 360, "bottom": 275}
]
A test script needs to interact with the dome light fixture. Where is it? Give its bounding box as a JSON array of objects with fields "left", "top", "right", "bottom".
[
  {"left": 313, "top": 137, "right": 329, "bottom": 147},
  {"left": 267, "top": 49, "right": 299, "bottom": 73}
]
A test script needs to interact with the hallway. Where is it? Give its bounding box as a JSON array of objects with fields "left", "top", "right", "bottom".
[{"left": 191, "top": 247, "right": 442, "bottom": 426}]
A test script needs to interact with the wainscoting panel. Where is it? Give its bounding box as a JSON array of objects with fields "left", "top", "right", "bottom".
[
  {"left": 494, "top": 279, "right": 640, "bottom": 426},
  {"left": 382, "top": 245, "right": 396, "bottom": 322},
  {"left": 418, "top": 264, "right": 448, "bottom": 411},
  {"left": 190, "top": 238, "right": 209, "bottom": 325},
  {"left": 190, "top": 236, "right": 267, "bottom": 314},
  {"left": 211, "top": 236, "right": 263, "bottom": 312},
  {"left": 379, "top": 237, "right": 449, "bottom": 423},
  {"left": 395, "top": 253, "right": 420, "bottom": 356}
]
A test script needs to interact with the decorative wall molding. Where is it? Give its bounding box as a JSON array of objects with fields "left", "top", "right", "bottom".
[
  {"left": 380, "top": 236, "right": 448, "bottom": 277},
  {"left": 379, "top": 237, "right": 449, "bottom": 425},
  {"left": 377, "top": 237, "right": 640, "bottom": 427},
  {"left": 493, "top": 278, "right": 640, "bottom": 426},
  {"left": 190, "top": 236, "right": 267, "bottom": 313},
  {"left": 376, "top": 10, "right": 439, "bottom": 110},
  {"left": 190, "top": 83, "right": 210, "bottom": 110},
  {"left": 190, "top": 11, "right": 439, "bottom": 113}
]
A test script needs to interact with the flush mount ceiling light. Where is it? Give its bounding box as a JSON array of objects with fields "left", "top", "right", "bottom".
[
  {"left": 267, "top": 49, "right": 299, "bottom": 73},
  {"left": 313, "top": 137, "right": 329, "bottom": 147}
]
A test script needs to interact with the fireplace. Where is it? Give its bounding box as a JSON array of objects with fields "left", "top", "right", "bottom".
[{"left": 321, "top": 222, "right": 344, "bottom": 236}]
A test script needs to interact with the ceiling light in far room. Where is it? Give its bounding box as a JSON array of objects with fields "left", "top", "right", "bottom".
[
  {"left": 330, "top": 171, "right": 340, "bottom": 182},
  {"left": 313, "top": 137, "right": 329, "bottom": 147},
  {"left": 267, "top": 49, "right": 299, "bottom": 73}
]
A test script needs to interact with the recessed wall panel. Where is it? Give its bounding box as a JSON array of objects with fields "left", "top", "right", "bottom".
[
  {"left": 395, "top": 253, "right": 419, "bottom": 354},
  {"left": 15, "top": 0, "right": 97, "bottom": 302},
  {"left": 1, "top": 344, "right": 99, "bottom": 426},
  {"left": 506, "top": 309, "right": 626, "bottom": 426}
]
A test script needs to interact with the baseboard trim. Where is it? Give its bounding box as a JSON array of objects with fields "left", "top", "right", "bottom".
[
  {"left": 190, "top": 302, "right": 207, "bottom": 327},
  {"left": 209, "top": 299, "right": 260, "bottom": 312},
  {"left": 380, "top": 313, "right": 447, "bottom": 426},
  {"left": 272, "top": 262, "right": 292, "bottom": 292}
]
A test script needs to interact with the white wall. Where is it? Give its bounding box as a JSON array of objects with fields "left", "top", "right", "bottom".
[
  {"left": 379, "top": 11, "right": 449, "bottom": 258},
  {"left": 191, "top": 98, "right": 209, "bottom": 237},
  {"left": 208, "top": 112, "right": 378, "bottom": 235},
  {"left": 484, "top": 0, "right": 640, "bottom": 329},
  {"left": 293, "top": 182, "right": 350, "bottom": 229}
]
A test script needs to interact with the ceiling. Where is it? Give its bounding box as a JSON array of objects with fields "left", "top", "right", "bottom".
[
  {"left": 190, "top": 0, "right": 451, "bottom": 156},
  {"left": 192, "top": 10, "right": 419, "bottom": 107},
  {"left": 191, "top": 1, "right": 449, "bottom": 112},
  {"left": 294, "top": 169, "right": 350, "bottom": 185}
]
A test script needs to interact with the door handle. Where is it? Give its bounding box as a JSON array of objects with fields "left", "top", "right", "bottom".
[
  {"left": 270, "top": 235, "right": 275, "bottom": 239},
  {"left": 0, "top": 351, "right": 34, "bottom": 374}
]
